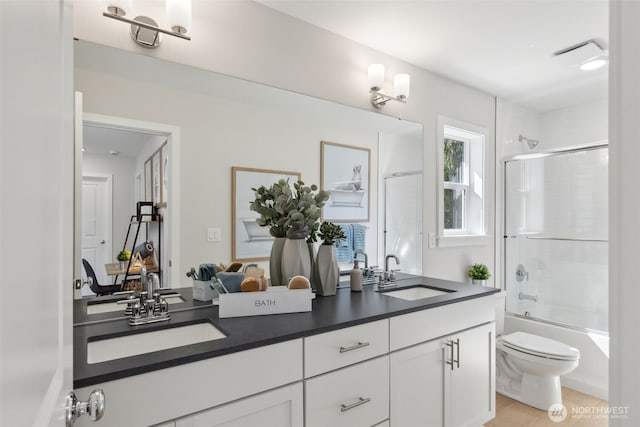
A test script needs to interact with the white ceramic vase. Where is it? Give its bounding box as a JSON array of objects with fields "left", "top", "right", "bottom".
[
  {"left": 315, "top": 245, "right": 339, "bottom": 296},
  {"left": 269, "top": 237, "right": 287, "bottom": 286},
  {"left": 281, "top": 238, "right": 311, "bottom": 283}
]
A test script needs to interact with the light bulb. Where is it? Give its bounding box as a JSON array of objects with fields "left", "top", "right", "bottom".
[
  {"left": 166, "top": 0, "right": 192, "bottom": 34},
  {"left": 368, "top": 64, "right": 385, "bottom": 90},
  {"left": 394, "top": 74, "right": 410, "bottom": 99}
]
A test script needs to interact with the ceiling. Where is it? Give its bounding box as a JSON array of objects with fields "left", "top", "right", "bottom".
[
  {"left": 258, "top": 0, "right": 608, "bottom": 112},
  {"left": 83, "top": 125, "right": 165, "bottom": 157}
]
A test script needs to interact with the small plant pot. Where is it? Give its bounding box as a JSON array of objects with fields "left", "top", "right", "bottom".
[
  {"left": 471, "top": 279, "right": 487, "bottom": 286},
  {"left": 119, "top": 261, "right": 126, "bottom": 270}
]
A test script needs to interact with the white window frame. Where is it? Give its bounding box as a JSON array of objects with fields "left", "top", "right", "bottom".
[{"left": 436, "top": 115, "right": 488, "bottom": 247}]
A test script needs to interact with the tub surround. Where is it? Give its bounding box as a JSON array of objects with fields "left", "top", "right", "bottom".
[{"left": 74, "top": 275, "right": 498, "bottom": 389}]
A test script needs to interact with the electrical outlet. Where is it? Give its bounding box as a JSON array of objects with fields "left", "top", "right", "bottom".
[
  {"left": 428, "top": 232, "right": 437, "bottom": 249},
  {"left": 207, "top": 228, "right": 221, "bottom": 242}
]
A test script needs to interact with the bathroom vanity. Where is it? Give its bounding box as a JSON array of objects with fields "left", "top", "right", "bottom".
[{"left": 73, "top": 276, "right": 498, "bottom": 427}]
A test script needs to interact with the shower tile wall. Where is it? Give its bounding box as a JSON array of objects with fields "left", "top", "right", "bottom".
[{"left": 505, "top": 147, "right": 608, "bottom": 332}]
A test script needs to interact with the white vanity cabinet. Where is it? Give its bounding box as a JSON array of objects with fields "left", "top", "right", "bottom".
[
  {"left": 174, "top": 382, "right": 303, "bottom": 427},
  {"left": 389, "top": 296, "right": 495, "bottom": 427}
]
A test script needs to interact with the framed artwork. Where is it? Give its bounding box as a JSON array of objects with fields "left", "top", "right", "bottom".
[
  {"left": 144, "top": 159, "right": 152, "bottom": 202},
  {"left": 152, "top": 149, "right": 161, "bottom": 206},
  {"left": 232, "top": 167, "right": 301, "bottom": 262},
  {"left": 161, "top": 141, "right": 168, "bottom": 206},
  {"left": 321, "top": 141, "right": 371, "bottom": 222}
]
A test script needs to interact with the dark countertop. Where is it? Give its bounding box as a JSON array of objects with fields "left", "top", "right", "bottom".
[{"left": 73, "top": 275, "right": 499, "bottom": 388}]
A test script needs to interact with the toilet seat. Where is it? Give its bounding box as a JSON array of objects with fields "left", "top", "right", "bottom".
[{"left": 501, "top": 332, "right": 580, "bottom": 361}]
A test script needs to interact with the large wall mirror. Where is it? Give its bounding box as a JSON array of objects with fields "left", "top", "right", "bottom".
[{"left": 74, "top": 40, "right": 423, "bottom": 301}]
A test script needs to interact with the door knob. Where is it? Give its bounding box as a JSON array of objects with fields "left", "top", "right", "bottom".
[
  {"left": 65, "top": 389, "right": 105, "bottom": 426},
  {"left": 100, "top": 240, "right": 106, "bottom": 244}
]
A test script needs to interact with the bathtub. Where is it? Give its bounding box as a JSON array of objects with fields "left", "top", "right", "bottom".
[
  {"left": 240, "top": 218, "right": 273, "bottom": 241},
  {"left": 503, "top": 312, "right": 609, "bottom": 400},
  {"left": 329, "top": 189, "right": 365, "bottom": 207}
]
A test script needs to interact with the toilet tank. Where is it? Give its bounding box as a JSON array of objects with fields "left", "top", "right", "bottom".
[{"left": 495, "top": 291, "right": 506, "bottom": 335}]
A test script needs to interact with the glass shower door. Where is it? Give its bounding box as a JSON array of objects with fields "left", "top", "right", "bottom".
[{"left": 504, "top": 147, "right": 609, "bottom": 332}]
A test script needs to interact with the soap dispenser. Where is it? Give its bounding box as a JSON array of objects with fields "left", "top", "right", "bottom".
[{"left": 350, "top": 259, "right": 363, "bottom": 292}]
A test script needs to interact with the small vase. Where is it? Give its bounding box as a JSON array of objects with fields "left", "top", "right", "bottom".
[
  {"left": 281, "top": 238, "right": 311, "bottom": 283},
  {"left": 119, "top": 260, "right": 126, "bottom": 270},
  {"left": 472, "top": 279, "right": 487, "bottom": 286},
  {"left": 315, "top": 245, "right": 339, "bottom": 296},
  {"left": 308, "top": 242, "right": 318, "bottom": 291},
  {"left": 270, "top": 237, "right": 287, "bottom": 286}
]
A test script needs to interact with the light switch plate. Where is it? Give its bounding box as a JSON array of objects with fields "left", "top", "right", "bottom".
[
  {"left": 207, "top": 228, "right": 221, "bottom": 242},
  {"left": 428, "top": 232, "right": 437, "bottom": 249}
]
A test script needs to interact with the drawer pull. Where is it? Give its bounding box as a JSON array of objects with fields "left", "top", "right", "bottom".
[
  {"left": 339, "top": 341, "right": 370, "bottom": 353},
  {"left": 340, "top": 396, "right": 371, "bottom": 412}
]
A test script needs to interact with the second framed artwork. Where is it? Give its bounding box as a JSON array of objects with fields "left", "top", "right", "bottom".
[
  {"left": 232, "top": 167, "right": 302, "bottom": 262},
  {"left": 321, "top": 141, "right": 371, "bottom": 222}
]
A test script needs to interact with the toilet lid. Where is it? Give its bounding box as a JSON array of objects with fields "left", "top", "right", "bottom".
[{"left": 501, "top": 332, "right": 580, "bottom": 360}]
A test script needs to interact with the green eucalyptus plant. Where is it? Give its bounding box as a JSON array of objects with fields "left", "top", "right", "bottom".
[
  {"left": 250, "top": 179, "right": 329, "bottom": 240},
  {"left": 318, "top": 222, "right": 347, "bottom": 246},
  {"left": 284, "top": 181, "right": 330, "bottom": 239},
  {"left": 467, "top": 263, "right": 490, "bottom": 280},
  {"left": 249, "top": 179, "right": 293, "bottom": 238}
]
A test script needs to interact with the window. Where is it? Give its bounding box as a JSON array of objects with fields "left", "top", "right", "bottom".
[{"left": 437, "top": 116, "right": 487, "bottom": 246}]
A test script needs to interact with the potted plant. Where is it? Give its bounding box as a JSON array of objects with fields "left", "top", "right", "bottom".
[
  {"left": 468, "top": 263, "right": 490, "bottom": 285},
  {"left": 117, "top": 250, "right": 131, "bottom": 270},
  {"left": 250, "top": 179, "right": 294, "bottom": 286},
  {"left": 314, "top": 222, "right": 346, "bottom": 296},
  {"left": 280, "top": 180, "right": 329, "bottom": 282}
]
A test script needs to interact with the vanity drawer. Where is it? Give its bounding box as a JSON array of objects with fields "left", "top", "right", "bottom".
[
  {"left": 304, "top": 319, "right": 388, "bottom": 377},
  {"left": 389, "top": 295, "right": 494, "bottom": 351},
  {"left": 305, "top": 355, "right": 389, "bottom": 427}
]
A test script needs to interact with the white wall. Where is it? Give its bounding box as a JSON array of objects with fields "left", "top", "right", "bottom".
[
  {"left": 610, "top": 1, "right": 640, "bottom": 423},
  {"left": 73, "top": 0, "right": 496, "bottom": 285},
  {"left": 83, "top": 153, "right": 136, "bottom": 260},
  {"left": 540, "top": 98, "right": 608, "bottom": 149}
]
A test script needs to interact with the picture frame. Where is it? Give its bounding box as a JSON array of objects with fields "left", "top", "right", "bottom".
[
  {"left": 144, "top": 158, "right": 152, "bottom": 202},
  {"left": 232, "top": 167, "right": 302, "bottom": 262},
  {"left": 321, "top": 141, "right": 371, "bottom": 222},
  {"left": 152, "top": 149, "right": 161, "bottom": 206}
]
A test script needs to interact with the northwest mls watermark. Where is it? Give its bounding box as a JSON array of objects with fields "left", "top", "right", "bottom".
[{"left": 548, "top": 403, "right": 629, "bottom": 422}]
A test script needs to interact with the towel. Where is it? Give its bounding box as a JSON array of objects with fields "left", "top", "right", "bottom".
[
  {"left": 199, "top": 264, "right": 218, "bottom": 281},
  {"left": 334, "top": 224, "right": 353, "bottom": 264},
  {"left": 352, "top": 224, "right": 366, "bottom": 252}
]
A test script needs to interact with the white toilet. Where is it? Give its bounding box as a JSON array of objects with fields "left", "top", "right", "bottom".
[{"left": 495, "top": 294, "right": 580, "bottom": 411}]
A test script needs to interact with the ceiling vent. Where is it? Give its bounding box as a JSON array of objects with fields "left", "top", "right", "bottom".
[{"left": 552, "top": 39, "right": 607, "bottom": 66}]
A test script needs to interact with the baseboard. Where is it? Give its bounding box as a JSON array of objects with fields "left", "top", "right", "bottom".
[{"left": 562, "top": 377, "right": 608, "bottom": 401}]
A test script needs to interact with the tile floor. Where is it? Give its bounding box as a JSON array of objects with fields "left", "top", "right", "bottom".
[{"left": 485, "top": 388, "right": 609, "bottom": 427}]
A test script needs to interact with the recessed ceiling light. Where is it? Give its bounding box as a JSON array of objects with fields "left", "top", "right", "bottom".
[
  {"left": 580, "top": 57, "right": 607, "bottom": 71},
  {"left": 109, "top": 150, "right": 120, "bottom": 155}
]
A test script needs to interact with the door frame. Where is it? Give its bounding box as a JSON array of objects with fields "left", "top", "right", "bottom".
[{"left": 77, "top": 113, "right": 182, "bottom": 290}]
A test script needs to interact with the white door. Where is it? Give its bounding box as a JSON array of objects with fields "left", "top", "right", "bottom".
[
  {"left": 0, "top": 1, "right": 76, "bottom": 426},
  {"left": 82, "top": 175, "right": 112, "bottom": 289}
]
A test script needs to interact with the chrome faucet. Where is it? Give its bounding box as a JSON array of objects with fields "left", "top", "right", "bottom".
[
  {"left": 118, "top": 268, "right": 170, "bottom": 326},
  {"left": 354, "top": 250, "right": 368, "bottom": 269},
  {"left": 385, "top": 254, "right": 400, "bottom": 273}
]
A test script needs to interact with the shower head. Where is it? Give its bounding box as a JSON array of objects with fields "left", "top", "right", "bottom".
[{"left": 518, "top": 134, "right": 539, "bottom": 150}]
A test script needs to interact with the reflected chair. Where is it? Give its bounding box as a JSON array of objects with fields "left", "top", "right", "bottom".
[{"left": 82, "top": 258, "right": 122, "bottom": 296}]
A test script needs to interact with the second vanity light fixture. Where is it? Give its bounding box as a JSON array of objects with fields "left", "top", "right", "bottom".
[
  {"left": 368, "top": 64, "right": 410, "bottom": 109},
  {"left": 103, "top": 0, "right": 192, "bottom": 48}
]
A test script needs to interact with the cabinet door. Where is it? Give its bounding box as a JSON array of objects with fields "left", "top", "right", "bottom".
[
  {"left": 390, "top": 339, "right": 444, "bottom": 427},
  {"left": 175, "top": 382, "right": 303, "bottom": 427},
  {"left": 447, "top": 323, "right": 495, "bottom": 427}
]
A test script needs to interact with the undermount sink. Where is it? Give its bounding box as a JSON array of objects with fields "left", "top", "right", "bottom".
[
  {"left": 380, "top": 285, "right": 453, "bottom": 301},
  {"left": 87, "top": 322, "right": 227, "bottom": 364},
  {"left": 86, "top": 293, "right": 184, "bottom": 315}
]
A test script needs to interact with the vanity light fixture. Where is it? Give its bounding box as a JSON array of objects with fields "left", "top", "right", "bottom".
[
  {"left": 368, "top": 64, "right": 410, "bottom": 109},
  {"left": 103, "top": 0, "right": 192, "bottom": 49}
]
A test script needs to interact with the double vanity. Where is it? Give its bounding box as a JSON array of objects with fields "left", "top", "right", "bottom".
[{"left": 74, "top": 275, "right": 498, "bottom": 427}]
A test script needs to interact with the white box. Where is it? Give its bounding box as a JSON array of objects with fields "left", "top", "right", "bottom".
[
  {"left": 193, "top": 280, "right": 218, "bottom": 302},
  {"left": 218, "top": 287, "right": 314, "bottom": 318}
]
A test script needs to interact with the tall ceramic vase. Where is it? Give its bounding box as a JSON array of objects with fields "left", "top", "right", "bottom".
[
  {"left": 315, "top": 244, "right": 339, "bottom": 296},
  {"left": 281, "top": 238, "right": 311, "bottom": 284},
  {"left": 269, "top": 237, "right": 286, "bottom": 286}
]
